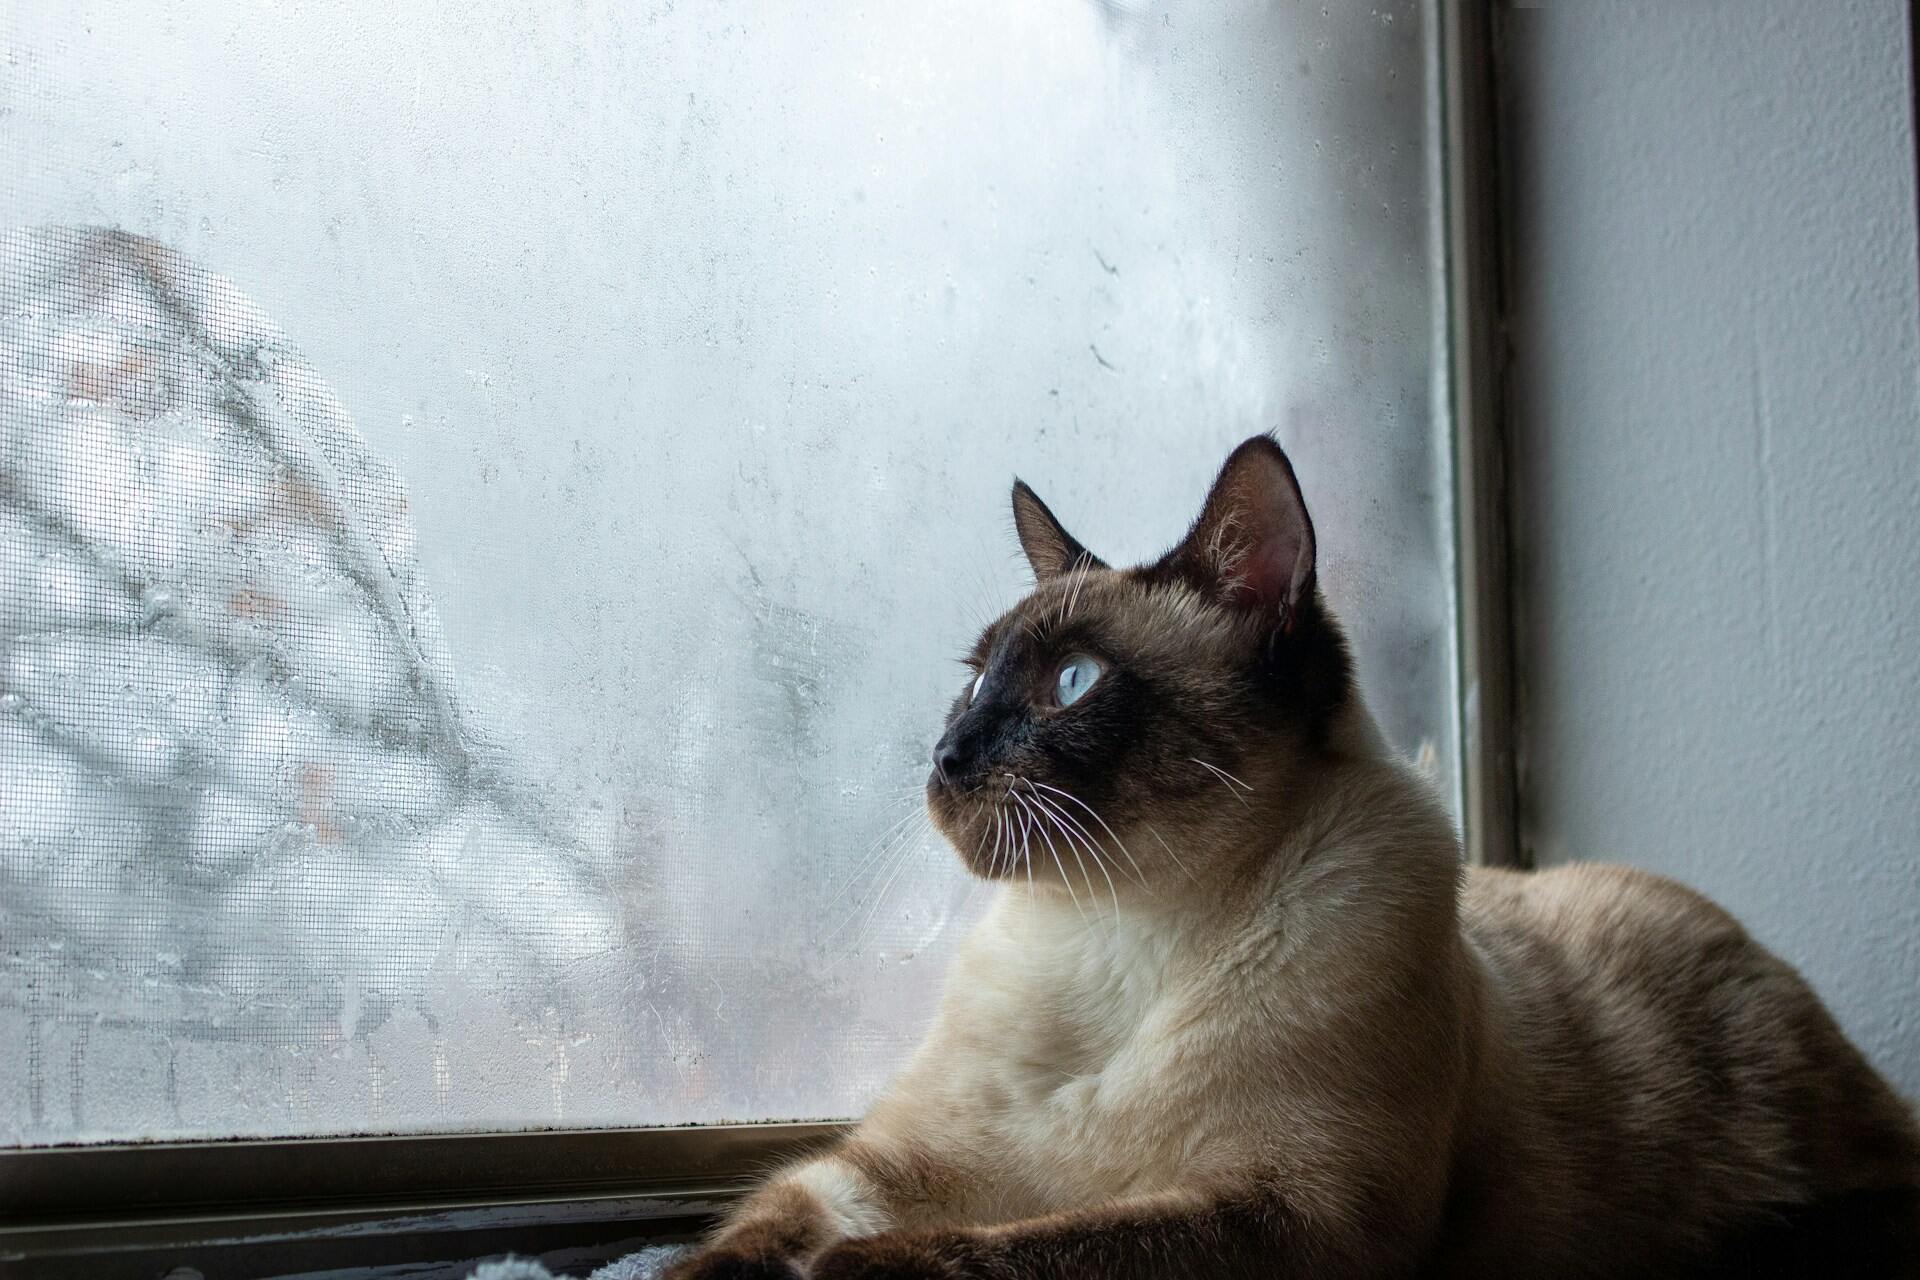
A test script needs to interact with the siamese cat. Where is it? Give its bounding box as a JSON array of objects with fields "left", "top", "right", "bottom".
[{"left": 665, "top": 436, "right": 1920, "bottom": 1278}]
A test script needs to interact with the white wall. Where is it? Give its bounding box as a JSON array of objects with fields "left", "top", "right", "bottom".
[{"left": 1507, "top": 0, "right": 1920, "bottom": 1094}]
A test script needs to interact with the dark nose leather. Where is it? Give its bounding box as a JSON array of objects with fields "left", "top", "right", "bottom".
[{"left": 932, "top": 737, "right": 970, "bottom": 784}]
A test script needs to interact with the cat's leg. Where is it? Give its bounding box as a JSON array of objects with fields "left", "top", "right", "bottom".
[
  {"left": 658, "top": 1173, "right": 836, "bottom": 1280},
  {"left": 661, "top": 1136, "right": 983, "bottom": 1280},
  {"left": 807, "top": 1180, "right": 1421, "bottom": 1280}
]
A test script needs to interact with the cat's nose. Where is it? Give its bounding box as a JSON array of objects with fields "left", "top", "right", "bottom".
[
  {"left": 929, "top": 729, "right": 975, "bottom": 790},
  {"left": 932, "top": 738, "right": 969, "bottom": 785}
]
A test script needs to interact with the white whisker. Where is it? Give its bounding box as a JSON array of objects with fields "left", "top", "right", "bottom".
[
  {"left": 1143, "top": 821, "right": 1201, "bottom": 884},
  {"left": 1006, "top": 781, "right": 1034, "bottom": 904},
  {"left": 1015, "top": 790, "right": 1085, "bottom": 923},
  {"left": 826, "top": 802, "right": 927, "bottom": 909},
  {"left": 1021, "top": 785, "right": 1115, "bottom": 921},
  {"left": 823, "top": 809, "right": 930, "bottom": 951},
  {"left": 1027, "top": 783, "right": 1146, "bottom": 890},
  {"left": 1064, "top": 551, "right": 1096, "bottom": 620},
  {"left": 1027, "top": 779, "right": 1149, "bottom": 888},
  {"left": 1020, "top": 807, "right": 1035, "bottom": 904},
  {"left": 1189, "top": 757, "right": 1254, "bottom": 791},
  {"left": 1190, "top": 757, "right": 1254, "bottom": 808},
  {"left": 857, "top": 816, "right": 928, "bottom": 938},
  {"left": 1023, "top": 786, "right": 1122, "bottom": 918},
  {"left": 972, "top": 801, "right": 995, "bottom": 873}
]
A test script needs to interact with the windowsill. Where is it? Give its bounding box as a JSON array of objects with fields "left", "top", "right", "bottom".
[{"left": 1, "top": 1122, "right": 844, "bottom": 1280}]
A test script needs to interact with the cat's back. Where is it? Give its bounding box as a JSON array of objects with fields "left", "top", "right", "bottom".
[
  {"left": 1447, "top": 862, "right": 1920, "bottom": 1277},
  {"left": 1464, "top": 861, "right": 1752, "bottom": 998}
]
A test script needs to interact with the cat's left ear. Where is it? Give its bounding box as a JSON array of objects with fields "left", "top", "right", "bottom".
[
  {"left": 1011, "top": 479, "right": 1107, "bottom": 582},
  {"left": 1166, "top": 434, "right": 1317, "bottom": 627}
]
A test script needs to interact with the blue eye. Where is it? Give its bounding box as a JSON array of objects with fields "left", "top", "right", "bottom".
[
  {"left": 1054, "top": 655, "right": 1101, "bottom": 707},
  {"left": 969, "top": 671, "right": 985, "bottom": 703}
]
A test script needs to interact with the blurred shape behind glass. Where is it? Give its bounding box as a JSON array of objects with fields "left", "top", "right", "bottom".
[{"left": 0, "top": 0, "right": 1452, "bottom": 1144}]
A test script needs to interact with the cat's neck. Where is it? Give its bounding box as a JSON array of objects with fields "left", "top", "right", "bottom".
[{"left": 1202, "top": 695, "right": 1457, "bottom": 905}]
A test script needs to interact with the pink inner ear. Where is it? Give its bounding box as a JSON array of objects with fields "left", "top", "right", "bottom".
[
  {"left": 1225, "top": 519, "right": 1308, "bottom": 613},
  {"left": 1229, "top": 543, "right": 1281, "bottom": 607},
  {"left": 1176, "top": 435, "right": 1318, "bottom": 618}
]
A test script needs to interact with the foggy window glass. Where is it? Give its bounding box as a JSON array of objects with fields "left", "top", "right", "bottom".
[{"left": 1, "top": 1, "right": 1454, "bottom": 1144}]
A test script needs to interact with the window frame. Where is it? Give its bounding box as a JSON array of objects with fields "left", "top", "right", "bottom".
[
  {"left": 0, "top": 2, "right": 1514, "bottom": 1274},
  {"left": 1, "top": 1123, "right": 843, "bottom": 1277},
  {"left": 1442, "top": 0, "right": 1522, "bottom": 870}
]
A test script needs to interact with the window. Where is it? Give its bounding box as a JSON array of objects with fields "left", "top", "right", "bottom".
[{"left": 3, "top": 0, "right": 1459, "bottom": 1161}]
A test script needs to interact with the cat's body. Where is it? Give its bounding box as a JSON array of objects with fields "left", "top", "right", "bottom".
[
  {"left": 1452, "top": 862, "right": 1919, "bottom": 1276},
  {"left": 666, "top": 438, "right": 1919, "bottom": 1279}
]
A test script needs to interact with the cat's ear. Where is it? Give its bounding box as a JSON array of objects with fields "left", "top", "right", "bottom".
[
  {"left": 1167, "top": 434, "right": 1317, "bottom": 626},
  {"left": 1011, "top": 479, "right": 1107, "bottom": 582}
]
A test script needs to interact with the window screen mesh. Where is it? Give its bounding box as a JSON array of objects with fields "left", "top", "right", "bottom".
[{"left": 2, "top": 0, "right": 1453, "bottom": 1144}]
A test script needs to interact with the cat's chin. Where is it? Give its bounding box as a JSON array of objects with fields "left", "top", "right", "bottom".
[{"left": 923, "top": 781, "right": 1021, "bottom": 880}]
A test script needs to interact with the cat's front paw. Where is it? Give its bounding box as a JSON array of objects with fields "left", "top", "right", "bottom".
[
  {"left": 659, "top": 1246, "right": 806, "bottom": 1280},
  {"left": 809, "top": 1233, "right": 976, "bottom": 1280}
]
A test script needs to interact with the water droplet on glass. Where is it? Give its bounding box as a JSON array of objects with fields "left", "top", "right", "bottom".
[{"left": 141, "top": 586, "right": 178, "bottom": 626}]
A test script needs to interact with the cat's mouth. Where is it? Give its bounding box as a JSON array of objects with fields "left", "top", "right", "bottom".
[
  {"left": 925, "top": 773, "right": 1020, "bottom": 879},
  {"left": 928, "top": 773, "right": 1129, "bottom": 888}
]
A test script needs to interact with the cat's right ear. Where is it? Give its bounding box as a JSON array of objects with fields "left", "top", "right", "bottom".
[
  {"left": 1163, "top": 434, "right": 1318, "bottom": 629},
  {"left": 1011, "top": 479, "right": 1107, "bottom": 582}
]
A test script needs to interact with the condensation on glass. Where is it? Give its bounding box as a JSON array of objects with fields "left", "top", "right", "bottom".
[{"left": 0, "top": 1, "right": 1453, "bottom": 1144}]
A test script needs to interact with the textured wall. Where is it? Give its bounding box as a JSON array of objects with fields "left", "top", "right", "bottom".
[{"left": 1507, "top": 1, "right": 1920, "bottom": 1094}]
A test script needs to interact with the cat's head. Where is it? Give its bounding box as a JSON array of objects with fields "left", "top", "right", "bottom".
[{"left": 925, "top": 434, "right": 1357, "bottom": 892}]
